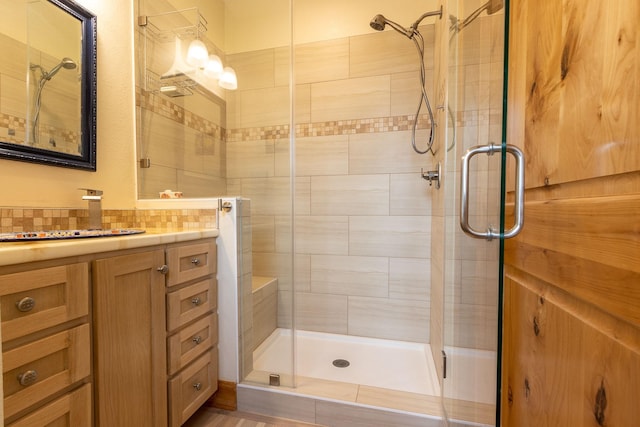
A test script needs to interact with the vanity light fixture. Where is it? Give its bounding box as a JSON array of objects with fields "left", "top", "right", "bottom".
[
  {"left": 203, "top": 54, "right": 223, "bottom": 78},
  {"left": 218, "top": 66, "right": 238, "bottom": 90},
  {"left": 186, "top": 38, "right": 209, "bottom": 67},
  {"left": 154, "top": 8, "right": 237, "bottom": 91}
]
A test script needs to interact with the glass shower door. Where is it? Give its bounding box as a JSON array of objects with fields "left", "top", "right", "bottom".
[{"left": 442, "top": 1, "right": 522, "bottom": 426}]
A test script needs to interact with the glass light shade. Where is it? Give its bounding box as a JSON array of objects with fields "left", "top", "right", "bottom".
[
  {"left": 203, "top": 54, "right": 223, "bottom": 78},
  {"left": 186, "top": 39, "right": 209, "bottom": 67},
  {"left": 218, "top": 66, "right": 238, "bottom": 90}
]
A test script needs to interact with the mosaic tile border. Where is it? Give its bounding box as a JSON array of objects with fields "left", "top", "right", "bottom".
[
  {"left": 0, "top": 208, "right": 216, "bottom": 234},
  {"left": 0, "top": 112, "right": 78, "bottom": 148},
  {"left": 137, "top": 84, "right": 442, "bottom": 145},
  {"left": 136, "top": 87, "right": 226, "bottom": 141},
  {"left": 226, "top": 114, "right": 434, "bottom": 143}
]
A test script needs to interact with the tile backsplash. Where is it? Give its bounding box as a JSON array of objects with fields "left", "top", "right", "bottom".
[{"left": 0, "top": 208, "right": 216, "bottom": 233}]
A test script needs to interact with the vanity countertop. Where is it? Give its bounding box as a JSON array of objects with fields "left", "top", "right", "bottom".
[{"left": 0, "top": 228, "right": 219, "bottom": 267}]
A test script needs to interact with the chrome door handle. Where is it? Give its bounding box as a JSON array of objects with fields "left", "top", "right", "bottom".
[{"left": 460, "top": 143, "right": 524, "bottom": 240}]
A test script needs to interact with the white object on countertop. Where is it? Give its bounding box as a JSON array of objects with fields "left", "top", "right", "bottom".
[{"left": 159, "top": 189, "right": 183, "bottom": 199}]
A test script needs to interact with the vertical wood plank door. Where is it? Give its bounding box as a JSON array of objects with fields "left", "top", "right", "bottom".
[
  {"left": 93, "top": 249, "right": 167, "bottom": 427},
  {"left": 504, "top": 0, "right": 640, "bottom": 425}
]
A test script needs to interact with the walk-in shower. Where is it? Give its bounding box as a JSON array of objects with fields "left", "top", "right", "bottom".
[
  {"left": 30, "top": 57, "right": 77, "bottom": 145},
  {"left": 230, "top": 1, "right": 509, "bottom": 425}
]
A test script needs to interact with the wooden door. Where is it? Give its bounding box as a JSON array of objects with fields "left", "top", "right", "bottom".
[
  {"left": 503, "top": 0, "right": 640, "bottom": 425},
  {"left": 92, "top": 249, "right": 167, "bottom": 427}
]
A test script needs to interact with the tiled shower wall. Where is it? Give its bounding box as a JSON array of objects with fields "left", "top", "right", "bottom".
[{"left": 226, "top": 25, "right": 438, "bottom": 344}]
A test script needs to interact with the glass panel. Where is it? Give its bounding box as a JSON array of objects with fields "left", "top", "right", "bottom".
[
  {"left": 224, "top": 0, "right": 295, "bottom": 389},
  {"left": 290, "top": 0, "right": 441, "bottom": 415},
  {"left": 443, "top": 0, "right": 506, "bottom": 425}
]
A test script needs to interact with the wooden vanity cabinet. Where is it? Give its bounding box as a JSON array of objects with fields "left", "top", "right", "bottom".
[
  {"left": 0, "top": 263, "right": 91, "bottom": 426},
  {"left": 92, "top": 239, "right": 218, "bottom": 427},
  {"left": 0, "top": 237, "right": 218, "bottom": 427}
]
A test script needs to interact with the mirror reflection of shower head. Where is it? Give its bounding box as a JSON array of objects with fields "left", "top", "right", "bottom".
[
  {"left": 451, "top": 0, "right": 504, "bottom": 34},
  {"left": 45, "top": 57, "right": 77, "bottom": 80}
]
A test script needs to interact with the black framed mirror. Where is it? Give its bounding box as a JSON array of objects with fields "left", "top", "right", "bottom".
[{"left": 0, "top": 0, "right": 97, "bottom": 170}]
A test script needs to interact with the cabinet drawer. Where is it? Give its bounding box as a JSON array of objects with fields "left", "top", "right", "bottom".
[
  {"left": 166, "top": 241, "right": 216, "bottom": 287},
  {"left": 168, "top": 349, "right": 218, "bottom": 427},
  {"left": 7, "top": 383, "right": 91, "bottom": 427},
  {"left": 167, "top": 279, "right": 217, "bottom": 332},
  {"left": 3, "top": 324, "right": 91, "bottom": 419},
  {"left": 0, "top": 263, "right": 89, "bottom": 342},
  {"left": 168, "top": 314, "right": 218, "bottom": 376}
]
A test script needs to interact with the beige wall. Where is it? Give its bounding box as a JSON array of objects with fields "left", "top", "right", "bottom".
[
  {"left": 225, "top": 0, "right": 439, "bottom": 54},
  {"left": 0, "top": 0, "right": 137, "bottom": 209}
]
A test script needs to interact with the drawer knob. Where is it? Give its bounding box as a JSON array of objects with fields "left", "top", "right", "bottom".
[
  {"left": 192, "top": 335, "right": 202, "bottom": 345},
  {"left": 191, "top": 258, "right": 201, "bottom": 266},
  {"left": 157, "top": 265, "right": 169, "bottom": 274},
  {"left": 16, "top": 296, "right": 36, "bottom": 312},
  {"left": 193, "top": 382, "right": 202, "bottom": 391},
  {"left": 18, "top": 370, "right": 38, "bottom": 387},
  {"left": 191, "top": 297, "right": 202, "bottom": 306}
]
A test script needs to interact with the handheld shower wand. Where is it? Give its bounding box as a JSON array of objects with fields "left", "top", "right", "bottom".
[{"left": 369, "top": 8, "right": 442, "bottom": 155}]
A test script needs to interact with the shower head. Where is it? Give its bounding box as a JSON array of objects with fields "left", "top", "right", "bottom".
[
  {"left": 370, "top": 8, "right": 442, "bottom": 39},
  {"left": 369, "top": 14, "right": 386, "bottom": 31},
  {"left": 369, "top": 15, "right": 387, "bottom": 31},
  {"left": 45, "top": 57, "right": 77, "bottom": 80},
  {"left": 369, "top": 14, "right": 413, "bottom": 38},
  {"left": 486, "top": 0, "right": 504, "bottom": 15}
]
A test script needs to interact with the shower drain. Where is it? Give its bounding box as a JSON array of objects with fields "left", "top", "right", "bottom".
[{"left": 332, "top": 359, "right": 350, "bottom": 368}]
